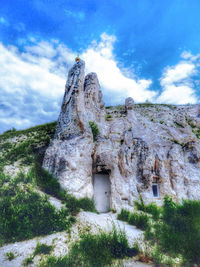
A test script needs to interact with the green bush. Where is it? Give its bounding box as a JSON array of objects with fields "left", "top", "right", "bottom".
[
  {"left": 105, "top": 114, "right": 112, "bottom": 121},
  {"left": 64, "top": 193, "right": 97, "bottom": 214},
  {"left": 89, "top": 121, "right": 99, "bottom": 141},
  {"left": 39, "top": 226, "right": 139, "bottom": 267},
  {"left": 117, "top": 209, "right": 130, "bottom": 221},
  {"left": 0, "top": 182, "right": 72, "bottom": 244},
  {"left": 34, "top": 243, "right": 53, "bottom": 256},
  {"left": 135, "top": 198, "right": 161, "bottom": 220},
  {"left": 78, "top": 197, "right": 97, "bottom": 212},
  {"left": 23, "top": 256, "right": 34, "bottom": 266},
  {"left": 30, "top": 159, "right": 62, "bottom": 198},
  {"left": 145, "top": 196, "right": 200, "bottom": 265},
  {"left": 63, "top": 193, "right": 80, "bottom": 215},
  {"left": 128, "top": 213, "right": 149, "bottom": 230},
  {"left": 5, "top": 252, "right": 16, "bottom": 261}
]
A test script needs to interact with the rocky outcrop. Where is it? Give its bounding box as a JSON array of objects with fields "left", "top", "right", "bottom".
[{"left": 43, "top": 60, "right": 200, "bottom": 211}]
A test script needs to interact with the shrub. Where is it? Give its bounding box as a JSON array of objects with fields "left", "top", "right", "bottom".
[
  {"left": 23, "top": 256, "right": 34, "bottom": 266},
  {"left": 105, "top": 114, "right": 112, "bottom": 121},
  {"left": 145, "top": 203, "right": 161, "bottom": 220},
  {"left": 89, "top": 121, "right": 99, "bottom": 141},
  {"left": 30, "top": 159, "right": 62, "bottom": 198},
  {"left": 135, "top": 198, "right": 161, "bottom": 220},
  {"left": 145, "top": 196, "right": 200, "bottom": 265},
  {"left": 63, "top": 193, "right": 80, "bottom": 215},
  {"left": 40, "top": 227, "right": 139, "bottom": 267},
  {"left": 34, "top": 243, "right": 53, "bottom": 256},
  {"left": 64, "top": 194, "right": 97, "bottom": 214},
  {"left": 117, "top": 209, "right": 130, "bottom": 221},
  {"left": 78, "top": 197, "right": 97, "bottom": 212},
  {"left": 134, "top": 196, "right": 145, "bottom": 211},
  {"left": 5, "top": 252, "right": 16, "bottom": 261},
  {"left": 0, "top": 183, "right": 72, "bottom": 244},
  {"left": 128, "top": 213, "right": 149, "bottom": 230}
]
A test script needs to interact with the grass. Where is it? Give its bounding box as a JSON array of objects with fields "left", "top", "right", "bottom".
[
  {"left": 0, "top": 121, "right": 57, "bottom": 167},
  {"left": 128, "top": 213, "right": 149, "bottom": 230},
  {"left": 0, "top": 171, "right": 73, "bottom": 245},
  {"left": 23, "top": 256, "right": 34, "bottom": 266},
  {"left": 117, "top": 208, "right": 130, "bottom": 221},
  {"left": 39, "top": 226, "right": 139, "bottom": 267},
  {"left": 5, "top": 252, "right": 16, "bottom": 261},
  {"left": 0, "top": 121, "right": 57, "bottom": 142},
  {"left": 143, "top": 196, "right": 200, "bottom": 265},
  {"left": 34, "top": 243, "right": 53, "bottom": 256},
  {"left": 134, "top": 198, "right": 161, "bottom": 220},
  {"left": 105, "top": 114, "right": 112, "bottom": 121},
  {"left": 117, "top": 208, "right": 150, "bottom": 231},
  {"left": 89, "top": 121, "right": 99, "bottom": 141},
  {"left": 29, "top": 158, "right": 97, "bottom": 214}
]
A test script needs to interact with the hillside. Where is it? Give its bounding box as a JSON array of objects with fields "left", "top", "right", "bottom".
[
  {"left": 0, "top": 59, "right": 200, "bottom": 266},
  {"left": 0, "top": 105, "right": 200, "bottom": 266}
]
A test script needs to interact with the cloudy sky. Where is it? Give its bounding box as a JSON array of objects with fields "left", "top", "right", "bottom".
[{"left": 0, "top": 0, "right": 200, "bottom": 132}]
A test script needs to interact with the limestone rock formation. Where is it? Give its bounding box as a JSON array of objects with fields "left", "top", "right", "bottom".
[{"left": 43, "top": 60, "right": 200, "bottom": 211}]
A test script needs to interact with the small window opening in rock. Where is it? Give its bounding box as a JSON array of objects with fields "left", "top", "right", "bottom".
[
  {"left": 152, "top": 184, "right": 159, "bottom": 197},
  {"left": 120, "top": 139, "right": 124, "bottom": 145}
]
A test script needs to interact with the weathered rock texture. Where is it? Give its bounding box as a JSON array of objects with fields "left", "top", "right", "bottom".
[{"left": 43, "top": 60, "right": 200, "bottom": 210}]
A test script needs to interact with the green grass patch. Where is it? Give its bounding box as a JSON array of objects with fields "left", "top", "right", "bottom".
[
  {"left": 89, "top": 121, "right": 99, "bottom": 141},
  {"left": 5, "top": 252, "right": 16, "bottom": 261},
  {"left": 143, "top": 196, "right": 200, "bottom": 265},
  {"left": 0, "top": 121, "right": 57, "bottom": 167},
  {"left": 39, "top": 226, "right": 139, "bottom": 267},
  {"left": 23, "top": 256, "right": 34, "bottom": 266},
  {"left": 117, "top": 208, "right": 130, "bottom": 222},
  {"left": 134, "top": 198, "right": 161, "bottom": 220},
  {"left": 117, "top": 206, "right": 150, "bottom": 231},
  {"left": 128, "top": 213, "right": 149, "bottom": 230},
  {"left": 0, "top": 173, "right": 72, "bottom": 245},
  {"left": 34, "top": 243, "right": 53, "bottom": 256},
  {"left": 105, "top": 114, "right": 112, "bottom": 121}
]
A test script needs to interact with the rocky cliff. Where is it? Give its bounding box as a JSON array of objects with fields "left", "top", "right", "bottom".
[{"left": 43, "top": 59, "right": 200, "bottom": 211}]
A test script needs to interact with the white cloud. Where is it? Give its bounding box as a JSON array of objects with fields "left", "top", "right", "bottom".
[
  {"left": 157, "top": 61, "right": 198, "bottom": 104},
  {"left": 82, "top": 33, "right": 156, "bottom": 103},
  {"left": 0, "top": 17, "right": 9, "bottom": 26},
  {"left": 1, "top": 35, "right": 200, "bottom": 132},
  {"left": 181, "top": 50, "right": 200, "bottom": 62}
]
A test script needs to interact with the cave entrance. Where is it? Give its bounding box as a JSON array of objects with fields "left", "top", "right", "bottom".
[{"left": 94, "top": 173, "right": 111, "bottom": 213}]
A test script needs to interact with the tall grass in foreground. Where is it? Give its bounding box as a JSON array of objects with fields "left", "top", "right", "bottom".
[
  {"left": 150, "top": 196, "right": 200, "bottom": 265},
  {"left": 118, "top": 196, "right": 200, "bottom": 265},
  {"left": 0, "top": 177, "right": 72, "bottom": 245},
  {"left": 39, "top": 226, "right": 139, "bottom": 267}
]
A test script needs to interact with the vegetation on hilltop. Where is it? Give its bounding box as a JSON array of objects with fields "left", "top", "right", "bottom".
[{"left": 0, "top": 121, "right": 57, "bottom": 168}]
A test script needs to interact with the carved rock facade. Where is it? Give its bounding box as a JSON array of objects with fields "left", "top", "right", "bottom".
[{"left": 43, "top": 60, "right": 200, "bottom": 211}]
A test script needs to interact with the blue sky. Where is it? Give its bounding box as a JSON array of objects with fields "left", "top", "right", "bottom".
[{"left": 0, "top": 0, "right": 200, "bottom": 132}]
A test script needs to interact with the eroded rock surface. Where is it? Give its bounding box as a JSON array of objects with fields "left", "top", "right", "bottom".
[{"left": 43, "top": 60, "right": 200, "bottom": 210}]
